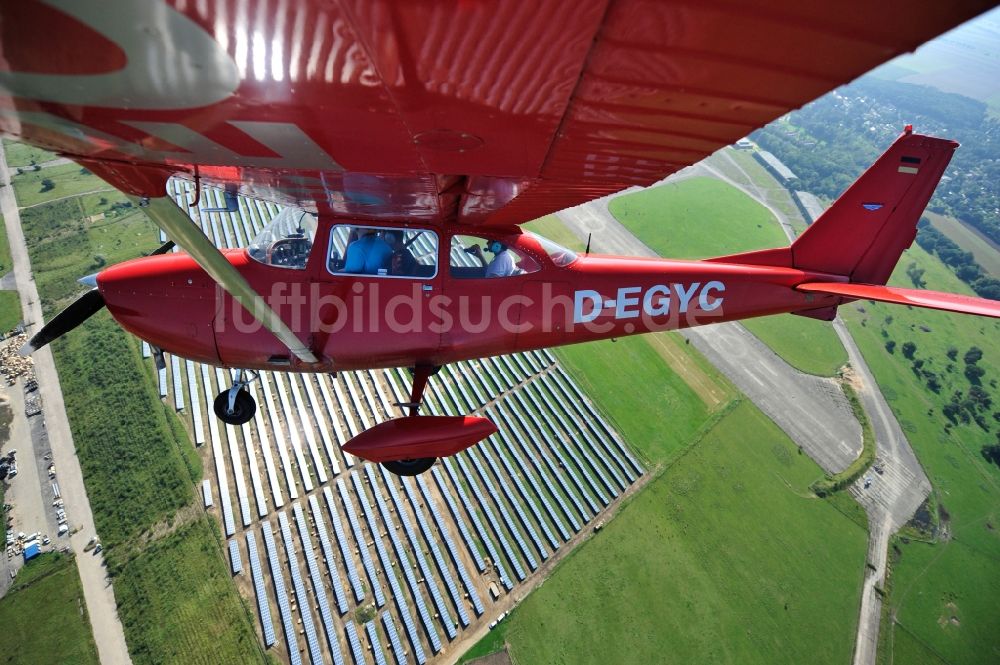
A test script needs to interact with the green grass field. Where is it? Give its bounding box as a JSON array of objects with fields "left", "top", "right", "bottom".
[
  {"left": 3, "top": 139, "right": 57, "bottom": 168},
  {"left": 608, "top": 177, "right": 786, "bottom": 259},
  {"left": 11, "top": 163, "right": 113, "bottom": 208},
  {"left": 488, "top": 401, "right": 867, "bottom": 665},
  {"left": 0, "top": 552, "right": 100, "bottom": 665},
  {"left": 841, "top": 244, "right": 1000, "bottom": 664},
  {"left": 114, "top": 519, "right": 266, "bottom": 665},
  {"left": 742, "top": 315, "right": 847, "bottom": 376},
  {"left": 927, "top": 211, "right": 1000, "bottom": 278},
  {"left": 524, "top": 214, "right": 587, "bottom": 252},
  {"left": 16, "top": 189, "right": 264, "bottom": 664},
  {"left": 609, "top": 176, "right": 847, "bottom": 376},
  {"left": 0, "top": 213, "right": 22, "bottom": 333}
]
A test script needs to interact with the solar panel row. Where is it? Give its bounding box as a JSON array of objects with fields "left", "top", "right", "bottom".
[
  {"left": 365, "top": 465, "right": 450, "bottom": 644},
  {"left": 260, "top": 522, "right": 302, "bottom": 665},
  {"left": 322, "top": 487, "right": 365, "bottom": 604},
  {"left": 292, "top": 503, "right": 346, "bottom": 665},
  {"left": 245, "top": 532, "right": 276, "bottom": 647},
  {"left": 336, "top": 479, "right": 386, "bottom": 607},
  {"left": 307, "top": 494, "right": 350, "bottom": 614},
  {"left": 277, "top": 512, "right": 324, "bottom": 665}
]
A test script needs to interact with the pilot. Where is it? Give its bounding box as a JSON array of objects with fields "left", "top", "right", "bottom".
[
  {"left": 466, "top": 240, "right": 516, "bottom": 277},
  {"left": 343, "top": 227, "right": 392, "bottom": 274},
  {"left": 381, "top": 231, "right": 416, "bottom": 277}
]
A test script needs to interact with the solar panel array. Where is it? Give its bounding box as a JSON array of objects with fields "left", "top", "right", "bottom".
[{"left": 158, "top": 181, "right": 645, "bottom": 664}]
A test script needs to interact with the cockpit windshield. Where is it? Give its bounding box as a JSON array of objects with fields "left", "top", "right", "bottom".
[
  {"left": 248, "top": 207, "right": 318, "bottom": 269},
  {"left": 524, "top": 232, "right": 578, "bottom": 267}
]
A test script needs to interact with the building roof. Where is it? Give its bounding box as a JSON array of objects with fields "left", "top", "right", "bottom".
[
  {"left": 23, "top": 543, "right": 40, "bottom": 560},
  {"left": 756, "top": 150, "right": 798, "bottom": 180}
]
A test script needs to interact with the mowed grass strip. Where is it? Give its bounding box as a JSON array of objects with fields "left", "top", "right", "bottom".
[
  {"left": 11, "top": 162, "right": 113, "bottom": 208},
  {"left": 842, "top": 244, "right": 1000, "bottom": 664},
  {"left": 497, "top": 402, "right": 867, "bottom": 665},
  {"left": 609, "top": 176, "right": 847, "bottom": 376},
  {"left": 0, "top": 552, "right": 100, "bottom": 665}
]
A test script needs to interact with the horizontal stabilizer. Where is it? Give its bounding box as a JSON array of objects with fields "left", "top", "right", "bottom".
[{"left": 796, "top": 282, "right": 1000, "bottom": 319}]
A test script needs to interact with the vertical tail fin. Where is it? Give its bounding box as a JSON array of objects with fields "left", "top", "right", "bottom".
[{"left": 789, "top": 129, "right": 957, "bottom": 284}]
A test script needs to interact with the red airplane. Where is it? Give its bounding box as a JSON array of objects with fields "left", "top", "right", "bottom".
[{"left": 3, "top": 1, "right": 999, "bottom": 476}]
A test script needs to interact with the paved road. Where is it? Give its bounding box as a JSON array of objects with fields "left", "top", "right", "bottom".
[{"left": 0, "top": 145, "right": 132, "bottom": 664}]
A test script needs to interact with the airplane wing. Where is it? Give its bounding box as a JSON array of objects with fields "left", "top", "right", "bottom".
[{"left": 0, "top": 0, "right": 994, "bottom": 227}]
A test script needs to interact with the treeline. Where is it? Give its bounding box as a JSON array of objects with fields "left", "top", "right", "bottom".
[
  {"left": 752, "top": 77, "right": 1000, "bottom": 246},
  {"left": 915, "top": 218, "right": 1000, "bottom": 299}
]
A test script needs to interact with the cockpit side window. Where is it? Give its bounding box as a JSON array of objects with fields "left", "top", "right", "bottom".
[
  {"left": 328, "top": 224, "right": 438, "bottom": 278},
  {"left": 449, "top": 234, "right": 541, "bottom": 279},
  {"left": 247, "top": 207, "right": 318, "bottom": 269}
]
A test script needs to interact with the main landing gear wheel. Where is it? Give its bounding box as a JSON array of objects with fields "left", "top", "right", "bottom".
[
  {"left": 214, "top": 387, "right": 256, "bottom": 425},
  {"left": 381, "top": 457, "right": 436, "bottom": 477}
]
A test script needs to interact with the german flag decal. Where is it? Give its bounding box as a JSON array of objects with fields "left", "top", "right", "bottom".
[{"left": 899, "top": 155, "right": 921, "bottom": 174}]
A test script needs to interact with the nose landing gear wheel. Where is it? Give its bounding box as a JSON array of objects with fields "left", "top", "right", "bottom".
[
  {"left": 214, "top": 388, "right": 256, "bottom": 425},
  {"left": 381, "top": 457, "right": 436, "bottom": 477}
]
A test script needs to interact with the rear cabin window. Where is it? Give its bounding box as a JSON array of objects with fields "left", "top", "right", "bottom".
[{"left": 328, "top": 225, "right": 438, "bottom": 278}]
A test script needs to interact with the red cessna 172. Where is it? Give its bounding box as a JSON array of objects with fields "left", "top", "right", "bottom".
[{"left": 2, "top": 0, "right": 999, "bottom": 476}]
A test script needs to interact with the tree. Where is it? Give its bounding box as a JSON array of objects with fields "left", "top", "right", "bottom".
[
  {"left": 906, "top": 263, "right": 926, "bottom": 288},
  {"left": 902, "top": 341, "right": 917, "bottom": 360},
  {"left": 946, "top": 346, "right": 958, "bottom": 361},
  {"left": 964, "top": 347, "right": 983, "bottom": 365},
  {"left": 885, "top": 340, "right": 896, "bottom": 354},
  {"left": 39, "top": 178, "right": 55, "bottom": 192},
  {"left": 981, "top": 443, "right": 1000, "bottom": 468},
  {"left": 964, "top": 364, "right": 985, "bottom": 384}
]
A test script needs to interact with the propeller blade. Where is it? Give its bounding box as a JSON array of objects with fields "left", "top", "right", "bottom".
[
  {"left": 150, "top": 239, "right": 175, "bottom": 255},
  {"left": 19, "top": 289, "right": 106, "bottom": 355}
]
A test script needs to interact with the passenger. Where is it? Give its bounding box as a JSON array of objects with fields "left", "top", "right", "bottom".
[
  {"left": 342, "top": 227, "right": 392, "bottom": 274},
  {"left": 465, "top": 240, "right": 516, "bottom": 277},
  {"left": 384, "top": 231, "right": 417, "bottom": 276}
]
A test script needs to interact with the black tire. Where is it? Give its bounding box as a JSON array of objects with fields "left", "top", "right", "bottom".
[
  {"left": 214, "top": 388, "right": 256, "bottom": 425},
  {"left": 380, "top": 457, "right": 436, "bottom": 477}
]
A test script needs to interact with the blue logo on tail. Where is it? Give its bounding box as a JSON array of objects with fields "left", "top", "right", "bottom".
[{"left": 862, "top": 203, "right": 883, "bottom": 211}]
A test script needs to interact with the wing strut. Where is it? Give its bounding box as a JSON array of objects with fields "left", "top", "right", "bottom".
[{"left": 129, "top": 195, "right": 319, "bottom": 364}]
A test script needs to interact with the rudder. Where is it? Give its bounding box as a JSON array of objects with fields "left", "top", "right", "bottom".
[{"left": 789, "top": 129, "right": 957, "bottom": 284}]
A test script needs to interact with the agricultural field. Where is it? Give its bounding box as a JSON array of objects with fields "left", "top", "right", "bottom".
[
  {"left": 16, "top": 188, "right": 265, "bottom": 664},
  {"left": 471, "top": 401, "right": 867, "bottom": 665},
  {"left": 841, "top": 244, "right": 1000, "bottom": 665},
  {"left": 0, "top": 552, "right": 99, "bottom": 665},
  {"left": 10, "top": 162, "right": 113, "bottom": 208},
  {"left": 2, "top": 138, "right": 57, "bottom": 168},
  {"left": 608, "top": 176, "right": 847, "bottom": 377},
  {"left": 927, "top": 211, "right": 1000, "bottom": 278}
]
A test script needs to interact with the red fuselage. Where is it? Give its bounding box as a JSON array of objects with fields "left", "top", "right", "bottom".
[{"left": 96, "top": 221, "right": 842, "bottom": 372}]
